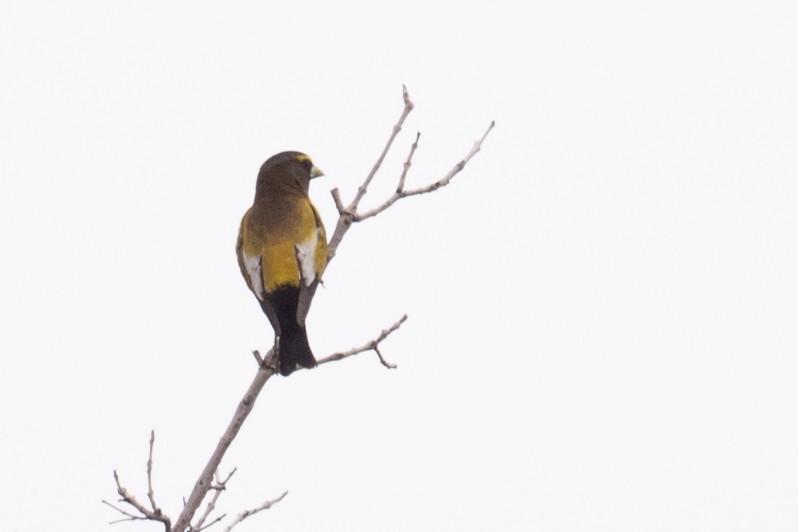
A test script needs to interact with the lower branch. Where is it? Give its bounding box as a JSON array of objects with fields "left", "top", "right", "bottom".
[
  {"left": 317, "top": 314, "right": 408, "bottom": 369},
  {"left": 171, "top": 351, "right": 278, "bottom": 532},
  {"left": 170, "top": 314, "right": 405, "bottom": 530}
]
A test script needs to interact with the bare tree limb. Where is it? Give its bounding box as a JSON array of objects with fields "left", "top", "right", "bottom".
[
  {"left": 171, "top": 352, "right": 278, "bottom": 532},
  {"left": 355, "top": 120, "right": 495, "bottom": 221},
  {"left": 172, "top": 314, "right": 407, "bottom": 530},
  {"left": 103, "top": 469, "right": 171, "bottom": 531},
  {"left": 221, "top": 491, "right": 289, "bottom": 532},
  {"left": 350, "top": 85, "right": 414, "bottom": 210},
  {"left": 326, "top": 85, "right": 416, "bottom": 264},
  {"left": 171, "top": 311, "right": 408, "bottom": 530},
  {"left": 316, "top": 314, "right": 408, "bottom": 369}
]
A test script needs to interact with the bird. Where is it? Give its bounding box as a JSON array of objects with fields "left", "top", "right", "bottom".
[{"left": 236, "top": 151, "right": 328, "bottom": 376}]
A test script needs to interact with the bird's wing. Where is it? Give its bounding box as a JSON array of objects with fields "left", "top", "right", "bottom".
[
  {"left": 295, "top": 200, "right": 328, "bottom": 327},
  {"left": 310, "top": 202, "right": 328, "bottom": 278},
  {"left": 236, "top": 208, "right": 263, "bottom": 299}
]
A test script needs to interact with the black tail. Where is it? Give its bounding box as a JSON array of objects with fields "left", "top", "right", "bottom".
[
  {"left": 265, "top": 287, "right": 318, "bottom": 376},
  {"left": 279, "top": 326, "right": 317, "bottom": 376}
]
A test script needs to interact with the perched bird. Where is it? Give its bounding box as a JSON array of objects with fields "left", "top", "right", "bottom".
[{"left": 236, "top": 151, "right": 328, "bottom": 376}]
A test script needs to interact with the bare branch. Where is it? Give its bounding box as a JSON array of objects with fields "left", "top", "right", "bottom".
[
  {"left": 355, "top": 120, "right": 495, "bottom": 221},
  {"left": 326, "top": 85, "right": 415, "bottom": 264},
  {"left": 147, "top": 430, "right": 159, "bottom": 513},
  {"left": 397, "top": 132, "right": 421, "bottom": 193},
  {"left": 348, "top": 85, "right": 414, "bottom": 211},
  {"left": 326, "top": 90, "right": 492, "bottom": 266},
  {"left": 104, "top": 469, "right": 171, "bottom": 531},
  {"left": 196, "top": 514, "right": 226, "bottom": 532},
  {"left": 317, "top": 314, "right": 408, "bottom": 368},
  {"left": 221, "top": 491, "right": 289, "bottom": 532},
  {"left": 102, "top": 499, "right": 146, "bottom": 523},
  {"left": 403, "top": 119, "right": 494, "bottom": 195},
  {"left": 171, "top": 350, "right": 277, "bottom": 532}
]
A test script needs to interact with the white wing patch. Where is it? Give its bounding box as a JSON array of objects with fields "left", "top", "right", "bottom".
[
  {"left": 295, "top": 229, "right": 320, "bottom": 287},
  {"left": 242, "top": 252, "right": 265, "bottom": 301}
]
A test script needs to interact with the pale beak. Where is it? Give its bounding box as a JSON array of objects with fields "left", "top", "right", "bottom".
[{"left": 310, "top": 165, "right": 324, "bottom": 179}]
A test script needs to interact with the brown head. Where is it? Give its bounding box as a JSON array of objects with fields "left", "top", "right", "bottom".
[{"left": 255, "top": 151, "right": 324, "bottom": 199}]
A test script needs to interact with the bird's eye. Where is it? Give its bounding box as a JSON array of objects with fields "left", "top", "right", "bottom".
[{"left": 295, "top": 154, "right": 313, "bottom": 169}]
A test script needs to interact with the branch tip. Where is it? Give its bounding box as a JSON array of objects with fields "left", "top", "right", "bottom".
[
  {"left": 402, "top": 84, "right": 413, "bottom": 109},
  {"left": 331, "top": 188, "right": 346, "bottom": 215}
]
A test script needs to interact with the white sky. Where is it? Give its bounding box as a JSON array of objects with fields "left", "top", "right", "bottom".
[{"left": 1, "top": 1, "right": 797, "bottom": 530}]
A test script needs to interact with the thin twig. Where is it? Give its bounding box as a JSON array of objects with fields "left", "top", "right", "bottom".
[
  {"left": 317, "top": 314, "right": 408, "bottom": 368},
  {"left": 147, "top": 430, "right": 158, "bottom": 512},
  {"left": 348, "top": 85, "right": 414, "bottom": 211},
  {"left": 221, "top": 491, "right": 289, "bottom": 532},
  {"left": 397, "top": 132, "right": 421, "bottom": 193},
  {"left": 196, "top": 514, "right": 227, "bottom": 532},
  {"left": 102, "top": 499, "right": 146, "bottom": 523}
]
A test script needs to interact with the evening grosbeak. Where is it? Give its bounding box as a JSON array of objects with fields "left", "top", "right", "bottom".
[{"left": 236, "top": 151, "right": 328, "bottom": 376}]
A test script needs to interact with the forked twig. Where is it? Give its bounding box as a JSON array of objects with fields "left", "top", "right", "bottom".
[{"left": 103, "top": 468, "right": 171, "bottom": 531}]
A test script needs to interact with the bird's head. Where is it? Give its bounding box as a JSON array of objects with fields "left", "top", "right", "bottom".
[{"left": 256, "top": 151, "right": 323, "bottom": 196}]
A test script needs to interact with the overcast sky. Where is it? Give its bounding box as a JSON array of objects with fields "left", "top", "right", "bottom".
[{"left": 2, "top": 1, "right": 797, "bottom": 531}]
